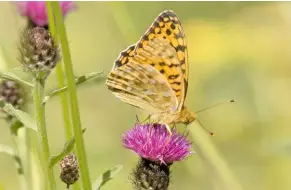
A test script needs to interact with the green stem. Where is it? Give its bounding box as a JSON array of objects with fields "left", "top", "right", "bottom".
[
  {"left": 189, "top": 122, "right": 243, "bottom": 190},
  {"left": 46, "top": 1, "right": 73, "bottom": 144},
  {"left": 50, "top": 2, "right": 92, "bottom": 189},
  {"left": 46, "top": 3, "right": 80, "bottom": 190},
  {"left": 33, "top": 78, "right": 55, "bottom": 190}
]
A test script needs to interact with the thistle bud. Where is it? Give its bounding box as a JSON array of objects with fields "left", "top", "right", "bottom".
[
  {"left": 0, "top": 80, "right": 24, "bottom": 114},
  {"left": 19, "top": 27, "right": 60, "bottom": 79},
  {"left": 60, "top": 153, "right": 79, "bottom": 188}
]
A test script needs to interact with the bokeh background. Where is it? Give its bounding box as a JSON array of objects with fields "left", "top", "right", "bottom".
[{"left": 0, "top": 2, "right": 291, "bottom": 190}]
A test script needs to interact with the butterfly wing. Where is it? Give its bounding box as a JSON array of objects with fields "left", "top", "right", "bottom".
[
  {"left": 107, "top": 60, "right": 178, "bottom": 115},
  {"left": 107, "top": 38, "right": 183, "bottom": 115},
  {"left": 113, "top": 44, "right": 135, "bottom": 69},
  {"left": 112, "top": 10, "right": 188, "bottom": 112}
]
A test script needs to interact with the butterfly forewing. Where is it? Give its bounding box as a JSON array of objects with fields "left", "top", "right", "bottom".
[
  {"left": 113, "top": 44, "right": 136, "bottom": 69},
  {"left": 112, "top": 10, "right": 188, "bottom": 111},
  {"left": 134, "top": 10, "right": 189, "bottom": 105}
]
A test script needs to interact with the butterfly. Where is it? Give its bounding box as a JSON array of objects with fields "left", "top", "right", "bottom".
[{"left": 106, "top": 10, "right": 196, "bottom": 131}]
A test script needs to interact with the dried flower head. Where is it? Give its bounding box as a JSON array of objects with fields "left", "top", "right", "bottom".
[
  {"left": 15, "top": 1, "right": 76, "bottom": 27},
  {"left": 60, "top": 153, "right": 79, "bottom": 188},
  {"left": 19, "top": 27, "right": 60, "bottom": 79},
  {"left": 0, "top": 80, "right": 24, "bottom": 110},
  {"left": 122, "top": 122, "right": 193, "bottom": 164},
  {"left": 132, "top": 158, "right": 170, "bottom": 190}
]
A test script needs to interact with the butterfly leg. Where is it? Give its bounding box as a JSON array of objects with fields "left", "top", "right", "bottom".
[
  {"left": 135, "top": 115, "right": 140, "bottom": 123},
  {"left": 161, "top": 124, "right": 173, "bottom": 153},
  {"left": 164, "top": 124, "right": 173, "bottom": 136},
  {"left": 182, "top": 124, "right": 188, "bottom": 136},
  {"left": 172, "top": 123, "right": 177, "bottom": 130},
  {"left": 141, "top": 114, "right": 151, "bottom": 124}
]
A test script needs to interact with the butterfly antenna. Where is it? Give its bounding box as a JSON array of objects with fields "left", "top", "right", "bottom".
[
  {"left": 196, "top": 119, "right": 215, "bottom": 136},
  {"left": 196, "top": 99, "right": 235, "bottom": 114}
]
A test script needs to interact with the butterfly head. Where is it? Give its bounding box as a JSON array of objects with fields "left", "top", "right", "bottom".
[{"left": 175, "top": 106, "right": 196, "bottom": 125}]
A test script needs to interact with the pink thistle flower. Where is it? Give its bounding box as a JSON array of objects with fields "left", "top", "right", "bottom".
[
  {"left": 15, "top": 1, "right": 76, "bottom": 27},
  {"left": 122, "top": 123, "right": 193, "bottom": 164}
]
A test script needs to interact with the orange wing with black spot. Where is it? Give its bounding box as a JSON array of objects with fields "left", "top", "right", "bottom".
[
  {"left": 134, "top": 10, "right": 188, "bottom": 111},
  {"left": 113, "top": 44, "right": 136, "bottom": 69},
  {"left": 111, "top": 10, "right": 188, "bottom": 112}
]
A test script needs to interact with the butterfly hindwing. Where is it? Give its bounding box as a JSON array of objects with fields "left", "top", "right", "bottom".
[{"left": 107, "top": 59, "right": 178, "bottom": 114}]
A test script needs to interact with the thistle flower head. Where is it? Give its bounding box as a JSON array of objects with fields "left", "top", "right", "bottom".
[
  {"left": 19, "top": 27, "right": 60, "bottom": 79},
  {"left": 60, "top": 153, "right": 79, "bottom": 188},
  {"left": 0, "top": 80, "right": 24, "bottom": 110},
  {"left": 15, "top": 1, "right": 76, "bottom": 27},
  {"left": 122, "top": 123, "right": 193, "bottom": 164}
]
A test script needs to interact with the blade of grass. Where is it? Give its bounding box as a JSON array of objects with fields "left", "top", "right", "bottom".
[
  {"left": 189, "top": 122, "right": 243, "bottom": 190},
  {"left": 50, "top": 2, "right": 92, "bottom": 189}
]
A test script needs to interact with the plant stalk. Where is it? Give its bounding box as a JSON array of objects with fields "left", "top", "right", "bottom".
[
  {"left": 50, "top": 2, "right": 92, "bottom": 189},
  {"left": 46, "top": 2, "right": 81, "bottom": 189},
  {"left": 33, "top": 78, "right": 56, "bottom": 190}
]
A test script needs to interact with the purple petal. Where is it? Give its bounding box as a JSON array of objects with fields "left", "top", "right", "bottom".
[
  {"left": 14, "top": 1, "right": 76, "bottom": 27},
  {"left": 122, "top": 123, "right": 193, "bottom": 164}
]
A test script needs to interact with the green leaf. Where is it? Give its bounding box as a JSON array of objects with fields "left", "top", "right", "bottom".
[
  {"left": 43, "top": 71, "right": 104, "bottom": 104},
  {"left": 0, "top": 144, "right": 23, "bottom": 175},
  {"left": 9, "top": 118, "right": 24, "bottom": 136},
  {"left": 93, "top": 165, "right": 123, "bottom": 190},
  {"left": 0, "top": 100, "right": 37, "bottom": 131},
  {"left": 49, "top": 128, "right": 86, "bottom": 168},
  {"left": 0, "top": 144, "right": 14, "bottom": 156},
  {"left": 0, "top": 71, "right": 33, "bottom": 88}
]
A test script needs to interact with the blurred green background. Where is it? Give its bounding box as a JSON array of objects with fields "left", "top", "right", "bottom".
[{"left": 1, "top": 1, "right": 291, "bottom": 190}]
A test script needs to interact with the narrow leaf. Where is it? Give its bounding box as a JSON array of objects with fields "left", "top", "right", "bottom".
[
  {"left": 49, "top": 129, "right": 86, "bottom": 168},
  {"left": 0, "top": 71, "right": 33, "bottom": 88},
  {"left": 9, "top": 118, "right": 24, "bottom": 136},
  {"left": 0, "top": 144, "right": 14, "bottom": 156},
  {"left": 0, "top": 100, "right": 37, "bottom": 131},
  {"left": 0, "top": 144, "right": 23, "bottom": 175},
  {"left": 93, "top": 165, "right": 123, "bottom": 190},
  {"left": 43, "top": 71, "right": 104, "bottom": 104}
]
